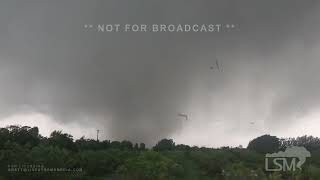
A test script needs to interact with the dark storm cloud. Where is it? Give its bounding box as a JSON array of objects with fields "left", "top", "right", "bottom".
[{"left": 0, "top": 0, "right": 319, "bottom": 144}]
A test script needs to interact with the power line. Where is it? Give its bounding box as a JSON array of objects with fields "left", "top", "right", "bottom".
[{"left": 96, "top": 129, "right": 100, "bottom": 141}]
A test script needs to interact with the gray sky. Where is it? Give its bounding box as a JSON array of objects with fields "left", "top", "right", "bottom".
[{"left": 0, "top": 0, "right": 319, "bottom": 147}]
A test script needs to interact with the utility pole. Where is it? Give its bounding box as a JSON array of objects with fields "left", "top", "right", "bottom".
[{"left": 96, "top": 129, "right": 100, "bottom": 141}]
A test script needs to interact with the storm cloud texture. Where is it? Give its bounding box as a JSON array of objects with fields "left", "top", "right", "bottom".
[{"left": 0, "top": 0, "right": 319, "bottom": 146}]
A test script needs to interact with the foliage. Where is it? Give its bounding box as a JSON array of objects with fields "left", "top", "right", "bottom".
[
  {"left": 153, "top": 138, "right": 175, "bottom": 151},
  {"left": 0, "top": 126, "right": 320, "bottom": 179},
  {"left": 247, "top": 134, "right": 280, "bottom": 154}
]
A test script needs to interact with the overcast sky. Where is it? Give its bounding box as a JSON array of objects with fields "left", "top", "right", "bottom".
[{"left": 0, "top": 0, "right": 319, "bottom": 147}]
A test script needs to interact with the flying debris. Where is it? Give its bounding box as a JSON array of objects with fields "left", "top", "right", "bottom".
[
  {"left": 216, "top": 58, "right": 220, "bottom": 71},
  {"left": 210, "top": 57, "right": 222, "bottom": 72},
  {"left": 178, "top": 113, "right": 188, "bottom": 120}
]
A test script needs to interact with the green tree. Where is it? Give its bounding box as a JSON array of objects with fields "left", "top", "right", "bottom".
[
  {"left": 134, "top": 143, "right": 139, "bottom": 150},
  {"left": 121, "top": 140, "right": 133, "bottom": 150},
  {"left": 0, "top": 128, "right": 9, "bottom": 149},
  {"left": 139, "top": 143, "right": 146, "bottom": 151},
  {"left": 247, "top": 135, "right": 280, "bottom": 154},
  {"left": 48, "top": 130, "right": 77, "bottom": 151},
  {"left": 153, "top": 139, "right": 175, "bottom": 151}
]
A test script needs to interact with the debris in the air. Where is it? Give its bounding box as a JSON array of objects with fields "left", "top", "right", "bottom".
[
  {"left": 210, "top": 57, "right": 222, "bottom": 72},
  {"left": 178, "top": 113, "right": 188, "bottom": 120}
]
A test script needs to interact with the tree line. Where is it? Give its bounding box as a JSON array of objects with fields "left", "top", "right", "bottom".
[{"left": 1, "top": 125, "right": 320, "bottom": 179}]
